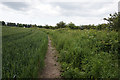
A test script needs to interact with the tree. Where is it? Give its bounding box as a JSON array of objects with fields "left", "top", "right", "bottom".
[
  {"left": 103, "top": 12, "right": 118, "bottom": 31},
  {"left": 18, "top": 23, "right": 23, "bottom": 27},
  {"left": 1, "top": 21, "right": 6, "bottom": 26},
  {"left": 44, "top": 24, "right": 49, "bottom": 29},
  {"left": 67, "top": 22, "right": 76, "bottom": 29},
  {"left": 32, "top": 24, "right": 37, "bottom": 27},
  {"left": 118, "top": 12, "right": 120, "bottom": 31},
  {"left": 7, "top": 22, "right": 16, "bottom": 26},
  {"left": 56, "top": 21, "right": 66, "bottom": 28},
  {"left": 37, "top": 25, "right": 42, "bottom": 28}
]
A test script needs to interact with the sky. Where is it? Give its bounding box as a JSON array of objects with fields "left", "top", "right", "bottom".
[{"left": 0, "top": 0, "right": 119, "bottom": 26}]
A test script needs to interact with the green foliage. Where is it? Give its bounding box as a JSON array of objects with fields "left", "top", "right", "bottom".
[
  {"left": 96, "top": 24, "right": 109, "bottom": 30},
  {"left": 43, "top": 24, "right": 53, "bottom": 29},
  {"left": 2, "top": 27, "right": 48, "bottom": 78},
  {"left": 56, "top": 21, "right": 66, "bottom": 28},
  {"left": 0, "top": 21, "right": 6, "bottom": 26},
  {"left": 67, "top": 22, "right": 76, "bottom": 29},
  {"left": 48, "top": 29, "right": 119, "bottom": 78},
  {"left": 7, "top": 22, "right": 16, "bottom": 26},
  {"left": 17, "top": 23, "right": 23, "bottom": 27},
  {"left": 104, "top": 13, "right": 118, "bottom": 31}
]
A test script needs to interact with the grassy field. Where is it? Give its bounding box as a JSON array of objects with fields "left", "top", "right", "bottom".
[
  {"left": 2, "top": 27, "right": 48, "bottom": 78},
  {"left": 2, "top": 26, "right": 119, "bottom": 78},
  {"left": 46, "top": 28, "right": 119, "bottom": 78}
]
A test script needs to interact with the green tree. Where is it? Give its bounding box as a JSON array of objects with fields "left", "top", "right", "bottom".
[
  {"left": 67, "top": 22, "right": 76, "bottom": 29},
  {"left": 44, "top": 24, "right": 49, "bottom": 29},
  {"left": 56, "top": 21, "right": 66, "bottom": 28},
  {"left": 37, "top": 25, "right": 42, "bottom": 28},
  {"left": 103, "top": 13, "right": 118, "bottom": 31},
  {"left": 18, "top": 23, "right": 23, "bottom": 27},
  {"left": 1, "top": 21, "right": 6, "bottom": 26}
]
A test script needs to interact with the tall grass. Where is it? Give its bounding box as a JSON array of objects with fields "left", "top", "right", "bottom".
[
  {"left": 48, "top": 29, "right": 119, "bottom": 78},
  {"left": 2, "top": 27, "right": 48, "bottom": 78}
]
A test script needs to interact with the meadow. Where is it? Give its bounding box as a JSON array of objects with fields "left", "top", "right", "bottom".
[
  {"left": 2, "top": 26, "right": 119, "bottom": 78},
  {"left": 2, "top": 27, "right": 48, "bottom": 78},
  {"left": 46, "top": 28, "right": 119, "bottom": 78}
]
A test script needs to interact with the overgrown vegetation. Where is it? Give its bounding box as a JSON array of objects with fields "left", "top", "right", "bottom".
[
  {"left": 2, "top": 27, "right": 48, "bottom": 78},
  {"left": 46, "top": 28, "right": 119, "bottom": 78},
  {"left": 1, "top": 12, "right": 119, "bottom": 78}
]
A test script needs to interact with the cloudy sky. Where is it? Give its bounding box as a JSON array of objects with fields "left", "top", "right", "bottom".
[{"left": 0, "top": 0, "right": 119, "bottom": 26}]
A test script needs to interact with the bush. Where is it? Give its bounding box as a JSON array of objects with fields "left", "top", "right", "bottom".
[{"left": 49, "top": 29, "right": 119, "bottom": 78}]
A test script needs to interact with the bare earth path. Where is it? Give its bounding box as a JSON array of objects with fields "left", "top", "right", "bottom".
[{"left": 39, "top": 37, "right": 61, "bottom": 78}]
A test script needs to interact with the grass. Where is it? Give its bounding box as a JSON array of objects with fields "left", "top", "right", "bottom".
[
  {"left": 2, "top": 26, "right": 119, "bottom": 78},
  {"left": 46, "top": 28, "right": 119, "bottom": 78},
  {"left": 2, "top": 26, "right": 48, "bottom": 78}
]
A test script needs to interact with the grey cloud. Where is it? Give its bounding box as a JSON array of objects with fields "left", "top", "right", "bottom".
[
  {"left": 2, "top": 2, "right": 29, "bottom": 11},
  {"left": 51, "top": 2, "right": 111, "bottom": 10},
  {"left": 51, "top": 2, "right": 112, "bottom": 17},
  {"left": 61, "top": 10, "right": 108, "bottom": 17}
]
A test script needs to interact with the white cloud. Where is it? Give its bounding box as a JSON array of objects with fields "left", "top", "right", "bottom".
[
  {"left": 0, "top": 0, "right": 119, "bottom": 26},
  {"left": 118, "top": 1, "right": 120, "bottom": 12}
]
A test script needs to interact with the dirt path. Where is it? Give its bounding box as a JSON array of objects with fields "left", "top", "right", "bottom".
[{"left": 39, "top": 37, "right": 61, "bottom": 78}]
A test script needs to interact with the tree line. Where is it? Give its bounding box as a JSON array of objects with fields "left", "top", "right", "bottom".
[{"left": 0, "top": 12, "right": 119, "bottom": 31}]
